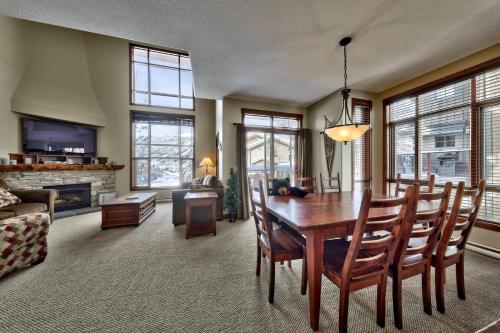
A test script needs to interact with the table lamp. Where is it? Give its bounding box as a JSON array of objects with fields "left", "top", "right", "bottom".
[{"left": 199, "top": 157, "right": 215, "bottom": 174}]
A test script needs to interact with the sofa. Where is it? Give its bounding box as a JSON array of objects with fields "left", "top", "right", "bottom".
[
  {"left": 172, "top": 175, "right": 225, "bottom": 225},
  {"left": 0, "top": 212, "right": 50, "bottom": 278},
  {"left": 0, "top": 179, "right": 57, "bottom": 223}
]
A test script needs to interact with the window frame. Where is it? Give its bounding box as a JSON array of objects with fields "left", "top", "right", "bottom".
[
  {"left": 129, "top": 110, "right": 195, "bottom": 190},
  {"left": 383, "top": 56, "right": 500, "bottom": 231},
  {"left": 351, "top": 98, "right": 372, "bottom": 192},
  {"left": 129, "top": 44, "right": 194, "bottom": 111}
]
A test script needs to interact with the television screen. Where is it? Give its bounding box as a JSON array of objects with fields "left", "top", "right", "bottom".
[{"left": 22, "top": 118, "right": 97, "bottom": 156}]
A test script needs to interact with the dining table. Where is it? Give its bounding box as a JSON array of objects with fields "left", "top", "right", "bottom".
[{"left": 266, "top": 191, "right": 436, "bottom": 331}]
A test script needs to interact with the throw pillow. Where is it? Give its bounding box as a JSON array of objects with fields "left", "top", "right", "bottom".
[
  {"left": 0, "top": 188, "right": 22, "bottom": 208},
  {"left": 202, "top": 175, "right": 212, "bottom": 186}
]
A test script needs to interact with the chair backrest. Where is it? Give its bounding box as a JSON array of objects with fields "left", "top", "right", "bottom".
[
  {"left": 393, "top": 182, "right": 452, "bottom": 267},
  {"left": 319, "top": 172, "right": 341, "bottom": 193},
  {"left": 296, "top": 176, "right": 317, "bottom": 193},
  {"left": 248, "top": 178, "right": 275, "bottom": 250},
  {"left": 395, "top": 173, "right": 435, "bottom": 197},
  {"left": 263, "top": 173, "right": 274, "bottom": 195},
  {"left": 341, "top": 186, "right": 416, "bottom": 283},
  {"left": 436, "top": 180, "right": 486, "bottom": 257}
]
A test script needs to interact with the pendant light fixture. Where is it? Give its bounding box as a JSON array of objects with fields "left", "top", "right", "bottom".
[{"left": 323, "top": 37, "right": 370, "bottom": 144}]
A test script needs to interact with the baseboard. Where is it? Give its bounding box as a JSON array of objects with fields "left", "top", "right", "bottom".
[{"left": 467, "top": 242, "right": 500, "bottom": 260}]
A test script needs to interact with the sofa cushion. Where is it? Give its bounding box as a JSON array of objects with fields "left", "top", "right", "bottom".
[
  {"left": 0, "top": 188, "right": 22, "bottom": 208},
  {"left": 0, "top": 203, "right": 48, "bottom": 216},
  {"left": 0, "top": 179, "right": 9, "bottom": 190}
]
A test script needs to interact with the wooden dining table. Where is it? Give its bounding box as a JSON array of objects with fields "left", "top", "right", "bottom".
[{"left": 266, "top": 191, "right": 436, "bottom": 331}]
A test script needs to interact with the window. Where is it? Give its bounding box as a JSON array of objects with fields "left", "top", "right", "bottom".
[
  {"left": 131, "top": 111, "right": 194, "bottom": 189},
  {"left": 242, "top": 109, "right": 302, "bottom": 184},
  {"left": 130, "top": 45, "right": 194, "bottom": 110},
  {"left": 352, "top": 98, "right": 372, "bottom": 192},
  {"left": 384, "top": 62, "right": 500, "bottom": 227}
]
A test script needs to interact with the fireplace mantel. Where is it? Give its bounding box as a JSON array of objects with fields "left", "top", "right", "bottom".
[{"left": 0, "top": 164, "right": 124, "bottom": 172}]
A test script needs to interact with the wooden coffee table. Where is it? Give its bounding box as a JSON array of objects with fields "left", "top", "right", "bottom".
[
  {"left": 184, "top": 192, "right": 218, "bottom": 239},
  {"left": 101, "top": 192, "right": 157, "bottom": 229}
]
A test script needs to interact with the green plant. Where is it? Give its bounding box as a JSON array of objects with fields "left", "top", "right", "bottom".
[{"left": 224, "top": 168, "right": 240, "bottom": 222}]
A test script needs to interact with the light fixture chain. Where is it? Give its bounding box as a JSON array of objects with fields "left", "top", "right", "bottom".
[{"left": 344, "top": 44, "right": 348, "bottom": 89}]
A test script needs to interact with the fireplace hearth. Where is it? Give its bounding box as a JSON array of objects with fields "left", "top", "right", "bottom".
[{"left": 44, "top": 183, "right": 91, "bottom": 212}]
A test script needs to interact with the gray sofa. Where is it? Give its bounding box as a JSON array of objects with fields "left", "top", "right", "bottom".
[{"left": 172, "top": 176, "right": 224, "bottom": 225}]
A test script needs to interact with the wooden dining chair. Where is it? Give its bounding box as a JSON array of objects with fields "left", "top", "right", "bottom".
[
  {"left": 319, "top": 172, "right": 341, "bottom": 193},
  {"left": 432, "top": 180, "right": 486, "bottom": 314},
  {"left": 395, "top": 173, "right": 435, "bottom": 197},
  {"left": 322, "top": 186, "right": 416, "bottom": 333},
  {"left": 248, "top": 179, "right": 307, "bottom": 303},
  {"left": 390, "top": 182, "right": 452, "bottom": 329},
  {"left": 296, "top": 176, "right": 317, "bottom": 193}
]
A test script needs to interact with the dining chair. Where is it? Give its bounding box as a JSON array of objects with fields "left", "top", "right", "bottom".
[
  {"left": 248, "top": 179, "right": 307, "bottom": 303},
  {"left": 395, "top": 173, "right": 435, "bottom": 197},
  {"left": 432, "top": 179, "right": 486, "bottom": 314},
  {"left": 390, "top": 182, "right": 451, "bottom": 329},
  {"left": 296, "top": 176, "right": 317, "bottom": 193},
  {"left": 319, "top": 172, "right": 341, "bottom": 193},
  {"left": 322, "top": 186, "right": 416, "bottom": 333},
  {"left": 264, "top": 173, "right": 274, "bottom": 195}
]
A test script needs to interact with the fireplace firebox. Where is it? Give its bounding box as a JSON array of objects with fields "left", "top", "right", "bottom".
[{"left": 44, "top": 183, "right": 91, "bottom": 212}]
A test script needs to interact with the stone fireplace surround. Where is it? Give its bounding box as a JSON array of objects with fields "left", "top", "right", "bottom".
[{"left": 0, "top": 170, "right": 116, "bottom": 208}]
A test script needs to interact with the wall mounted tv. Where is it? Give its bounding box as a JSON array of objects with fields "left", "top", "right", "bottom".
[{"left": 22, "top": 118, "right": 97, "bottom": 156}]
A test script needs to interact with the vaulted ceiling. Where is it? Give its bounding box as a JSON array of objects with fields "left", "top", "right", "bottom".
[{"left": 1, "top": 0, "right": 499, "bottom": 106}]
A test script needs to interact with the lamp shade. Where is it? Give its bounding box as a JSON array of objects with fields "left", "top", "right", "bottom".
[
  {"left": 324, "top": 124, "right": 370, "bottom": 142},
  {"left": 199, "top": 157, "right": 215, "bottom": 167}
]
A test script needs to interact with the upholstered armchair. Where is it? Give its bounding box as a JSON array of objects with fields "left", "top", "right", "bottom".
[{"left": 0, "top": 179, "right": 57, "bottom": 223}]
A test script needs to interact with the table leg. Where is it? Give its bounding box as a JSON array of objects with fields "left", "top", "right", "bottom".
[
  {"left": 211, "top": 201, "right": 217, "bottom": 236},
  {"left": 305, "top": 230, "right": 324, "bottom": 331},
  {"left": 185, "top": 203, "right": 191, "bottom": 239}
]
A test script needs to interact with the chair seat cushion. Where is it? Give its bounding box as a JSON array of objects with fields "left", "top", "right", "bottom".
[
  {"left": 323, "top": 239, "right": 385, "bottom": 284},
  {"left": 0, "top": 203, "right": 48, "bottom": 216},
  {"left": 259, "top": 227, "right": 304, "bottom": 255}
]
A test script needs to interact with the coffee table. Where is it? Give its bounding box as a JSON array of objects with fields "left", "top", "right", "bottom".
[
  {"left": 184, "top": 192, "right": 218, "bottom": 239},
  {"left": 101, "top": 192, "right": 157, "bottom": 229}
]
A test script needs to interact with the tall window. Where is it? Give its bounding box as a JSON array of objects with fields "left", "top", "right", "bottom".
[
  {"left": 130, "top": 45, "right": 194, "bottom": 110},
  {"left": 352, "top": 98, "right": 372, "bottom": 192},
  {"left": 131, "top": 111, "right": 194, "bottom": 189},
  {"left": 384, "top": 64, "right": 500, "bottom": 226}
]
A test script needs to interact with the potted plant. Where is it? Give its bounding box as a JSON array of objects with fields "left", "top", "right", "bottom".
[{"left": 224, "top": 168, "right": 240, "bottom": 222}]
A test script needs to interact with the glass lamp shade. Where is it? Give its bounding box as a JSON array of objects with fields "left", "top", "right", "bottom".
[{"left": 324, "top": 124, "right": 370, "bottom": 142}]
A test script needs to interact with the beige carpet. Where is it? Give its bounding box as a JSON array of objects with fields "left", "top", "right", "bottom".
[{"left": 1, "top": 203, "right": 499, "bottom": 332}]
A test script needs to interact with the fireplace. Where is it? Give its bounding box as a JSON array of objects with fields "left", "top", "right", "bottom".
[{"left": 44, "top": 183, "right": 91, "bottom": 212}]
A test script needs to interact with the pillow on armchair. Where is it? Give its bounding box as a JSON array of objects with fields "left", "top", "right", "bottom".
[{"left": 0, "top": 188, "right": 22, "bottom": 208}]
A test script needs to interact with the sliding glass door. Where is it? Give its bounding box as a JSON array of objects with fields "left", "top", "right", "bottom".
[{"left": 246, "top": 131, "right": 297, "bottom": 184}]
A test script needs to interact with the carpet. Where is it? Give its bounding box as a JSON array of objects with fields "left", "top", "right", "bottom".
[{"left": 1, "top": 203, "right": 499, "bottom": 332}]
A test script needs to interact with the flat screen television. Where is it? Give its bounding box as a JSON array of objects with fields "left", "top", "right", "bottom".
[{"left": 22, "top": 118, "right": 97, "bottom": 156}]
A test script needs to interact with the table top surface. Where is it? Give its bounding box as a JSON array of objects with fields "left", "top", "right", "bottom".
[
  {"left": 184, "top": 192, "right": 218, "bottom": 200},
  {"left": 266, "top": 192, "right": 436, "bottom": 231},
  {"left": 101, "top": 192, "right": 157, "bottom": 205}
]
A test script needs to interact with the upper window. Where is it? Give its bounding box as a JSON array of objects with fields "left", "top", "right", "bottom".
[
  {"left": 130, "top": 45, "right": 194, "bottom": 110},
  {"left": 242, "top": 110, "right": 302, "bottom": 129},
  {"left": 131, "top": 111, "right": 194, "bottom": 189}
]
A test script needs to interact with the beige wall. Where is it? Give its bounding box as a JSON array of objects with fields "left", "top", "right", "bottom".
[
  {"left": 221, "top": 97, "right": 307, "bottom": 182},
  {"left": 374, "top": 43, "right": 500, "bottom": 250},
  {"left": 0, "top": 16, "right": 27, "bottom": 158},
  {"left": 0, "top": 16, "right": 216, "bottom": 200}
]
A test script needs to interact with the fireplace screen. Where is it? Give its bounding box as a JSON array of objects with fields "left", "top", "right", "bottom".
[{"left": 44, "top": 183, "right": 91, "bottom": 212}]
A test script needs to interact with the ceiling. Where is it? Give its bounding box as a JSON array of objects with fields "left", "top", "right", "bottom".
[{"left": 1, "top": 0, "right": 499, "bottom": 107}]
